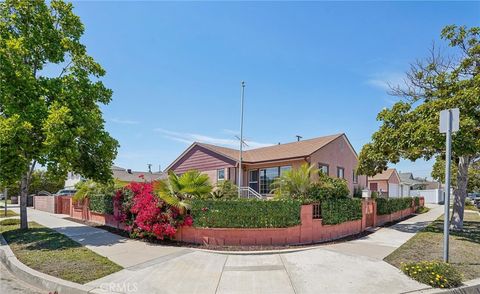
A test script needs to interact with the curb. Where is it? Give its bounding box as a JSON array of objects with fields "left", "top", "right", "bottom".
[{"left": 0, "top": 234, "right": 101, "bottom": 294}]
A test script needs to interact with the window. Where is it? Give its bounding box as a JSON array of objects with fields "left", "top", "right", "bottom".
[
  {"left": 280, "top": 165, "right": 292, "bottom": 175},
  {"left": 337, "top": 167, "right": 345, "bottom": 179},
  {"left": 217, "top": 169, "right": 225, "bottom": 181},
  {"left": 259, "top": 167, "right": 280, "bottom": 194},
  {"left": 370, "top": 183, "right": 378, "bottom": 191},
  {"left": 353, "top": 170, "right": 358, "bottom": 184},
  {"left": 248, "top": 170, "right": 259, "bottom": 192},
  {"left": 318, "top": 163, "right": 329, "bottom": 175}
]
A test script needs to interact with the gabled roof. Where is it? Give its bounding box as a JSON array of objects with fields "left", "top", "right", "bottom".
[
  {"left": 166, "top": 133, "right": 350, "bottom": 170},
  {"left": 369, "top": 168, "right": 399, "bottom": 181}
]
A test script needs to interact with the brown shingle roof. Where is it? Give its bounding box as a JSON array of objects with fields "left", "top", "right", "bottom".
[
  {"left": 368, "top": 168, "right": 396, "bottom": 181},
  {"left": 197, "top": 133, "right": 343, "bottom": 163}
]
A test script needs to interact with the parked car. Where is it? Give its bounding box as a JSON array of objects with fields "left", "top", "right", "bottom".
[
  {"left": 55, "top": 189, "right": 76, "bottom": 196},
  {"left": 36, "top": 190, "right": 52, "bottom": 196},
  {"left": 0, "top": 193, "right": 4, "bottom": 200}
]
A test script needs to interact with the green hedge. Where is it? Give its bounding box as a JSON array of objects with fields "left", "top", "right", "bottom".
[
  {"left": 88, "top": 194, "right": 114, "bottom": 214},
  {"left": 321, "top": 198, "right": 362, "bottom": 225},
  {"left": 191, "top": 199, "right": 301, "bottom": 228},
  {"left": 376, "top": 197, "right": 413, "bottom": 215}
]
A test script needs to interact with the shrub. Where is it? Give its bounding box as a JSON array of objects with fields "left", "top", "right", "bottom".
[
  {"left": 376, "top": 197, "right": 413, "bottom": 215},
  {"left": 271, "top": 163, "right": 317, "bottom": 200},
  {"left": 89, "top": 193, "right": 114, "bottom": 214},
  {"left": 73, "top": 180, "right": 114, "bottom": 202},
  {"left": 414, "top": 196, "right": 420, "bottom": 206},
  {"left": 191, "top": 199, "right": 301, "bottom": 228},
  {"left": 353, "top": 186, "right": 363, "bottom": 198},
  {"left": 321, "top": 198, "right": 362, "bottom": 225},
  {"left": 114, "top": 182, "right": 192, "bottom": 240},
  {"left": 308, "top": 173, "right": 350, "bottom": 201},
  {"left": 0, "top": 218, "right": 20, "bottom": 226},
  {"left": 401, "top": 261, "right": 462, "bottom": 288},
  {"left": 416, "top": 206, "right": 430, "bottom": 214}
]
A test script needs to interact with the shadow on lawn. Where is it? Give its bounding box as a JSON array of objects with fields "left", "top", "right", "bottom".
[
  {"left": 423, "top": 219, "right": 480, "bottom": 244},
  {"left": 3, "top": 227, "right": 82, "bottom": 251}
]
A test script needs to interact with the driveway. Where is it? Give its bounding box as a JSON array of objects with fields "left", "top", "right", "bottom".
[{"left": 10, "top": 205, "right": 444, "bottom": 294}]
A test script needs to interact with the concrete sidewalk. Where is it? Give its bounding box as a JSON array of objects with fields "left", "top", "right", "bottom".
[{"left": 11, "top": 206, "right": 443, "bottom": 293}]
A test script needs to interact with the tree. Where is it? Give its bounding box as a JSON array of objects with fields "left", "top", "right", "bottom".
[
  {"left": 153, "top": 170, "right": 212, "bottom": 213},
  {"left": 431, "top": 156, "right": 480, "bottom": 193},
  {"left": 357, "top": 25, "right": 479, "bottom": 230},
  {"left": 271, "top": 163, "right": 317, "bottom": 200},
  {"left": 0, "top": 0, "right": 118, "bottom": 229}
]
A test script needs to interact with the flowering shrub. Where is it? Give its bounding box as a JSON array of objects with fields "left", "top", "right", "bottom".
[
  {"left": 113, "top": 182, "right": 192, "bottom": 240},
  {"left": 401, "top": 261, "right": 462, "bottom": 288}
]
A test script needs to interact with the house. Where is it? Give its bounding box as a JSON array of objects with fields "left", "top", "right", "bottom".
[
  {"left": 165, "top": 133, "right": 367, "bottom": 196},
  {"left": 368, "top": 168, "right": 401, "bottom": 197},
  {"left": 64, "top": 165, "right": 165, "bottom": 189},
  {"left": 399, "top": 172, "right": 441, "bottom": 193}
]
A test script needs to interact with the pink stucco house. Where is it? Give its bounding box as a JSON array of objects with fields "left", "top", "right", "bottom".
[
  {"left": 165, "top": 133, "right": 367, "bottom": 196},
  {"left": 368, "top": 168, "right": 401, "bottom": 197}
]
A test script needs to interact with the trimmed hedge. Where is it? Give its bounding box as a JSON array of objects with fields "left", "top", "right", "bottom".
[
  {"left": 376, "top": 197, "right": 413, "bottom": 215},
  {"left": 191, "top": 199, "right": 301, "bottom": 228},
  {"left": 321, "top": 198, "right": 362, "bottom": 225},
  {"left": 88, "top": 194, "right": 114, "bottom": 214}
]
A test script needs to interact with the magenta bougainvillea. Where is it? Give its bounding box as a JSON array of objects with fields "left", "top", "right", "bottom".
[{"left": 114, "top": 182, "right": 192, "bottom": 240}]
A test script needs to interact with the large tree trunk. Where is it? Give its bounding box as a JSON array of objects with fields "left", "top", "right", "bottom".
[
  {"left": 450, "top": 155, "right": 470, "bottom": 231},
  {"left": 20, "top": 174, "right": 28, "bottom": 229}
]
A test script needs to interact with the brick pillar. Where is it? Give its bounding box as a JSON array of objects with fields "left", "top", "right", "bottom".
[
  {"left": 300, "top": 205, "right": 313, "bottom": 244},
  {"left": 361, "top": 199, "right": 367, "bottom": 231}
]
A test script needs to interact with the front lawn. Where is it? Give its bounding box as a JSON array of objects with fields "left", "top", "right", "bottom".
[
  {"left": 385, "top": 211, "right": 480, "bottom": 281},
  {"left": 0, "top": 219, "right": 122, "bottom": 284},
  {"left": 0, "top": 210, "right": 18, "bottom": 218}
]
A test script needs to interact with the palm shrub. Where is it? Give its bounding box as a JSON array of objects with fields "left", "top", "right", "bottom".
[
  {"left": 73, "top": 180, "right": 114, "bottom": 202},
  {"left": 153, "top": 170, "right": 212, "bottom": 213},
  {"left": 211, "top": 180, "right": 238, "bottom": 199},
  {"left": 271, "top": 163, "right": 317, "bottom": 200}
]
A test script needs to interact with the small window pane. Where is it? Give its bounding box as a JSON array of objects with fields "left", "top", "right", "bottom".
[
  {"left": 319, "top": 164, "right": 329, "bottom": 175},
  {"left": 337, "top": 167, "right": 344, "bottom": 179},
  {"left": 217, "top": 169, "right": 225, "bottom": 181},
  {"left": 280, "top": 166, "right": 291, "bottom": 175}
]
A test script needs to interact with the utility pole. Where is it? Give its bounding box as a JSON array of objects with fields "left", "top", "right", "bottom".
[
  {"left": 238, "top": 81, "right": 245, "bottom": 197},
  {"left": 296, "top": 135, "right": 302, "bottom": 142},
  {"left": 439, "top": 108, "right": 459, "bottom": 262},
  {"left": 147, "top": 163, "right": 152, "bottom": 173}
]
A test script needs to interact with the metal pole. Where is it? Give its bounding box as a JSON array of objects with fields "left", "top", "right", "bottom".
[
  {"left": 238, "top": 81, "right": 245, "bottom": 197},
  {"left": 443, "top": 109, "right": 452, "bottom": 262}
]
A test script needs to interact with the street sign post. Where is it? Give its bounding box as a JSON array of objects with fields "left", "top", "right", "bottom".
[{"left": 439, "top": 108, "right": 459, "bottom": 263}]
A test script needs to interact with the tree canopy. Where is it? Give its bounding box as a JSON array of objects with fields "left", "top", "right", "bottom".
[
  {"left": 0, "top": 0, "right": 118, "bottom": 228},
  {"left": 357, "top": 25, "right": 479, "bottom": 230}
]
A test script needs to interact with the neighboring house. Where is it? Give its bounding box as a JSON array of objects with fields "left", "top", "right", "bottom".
[
  {"left": 166, "top": 133, "right": 367, "bottom": 196},
  {"left": 64, "top": 165, "right": 165, "bottom": 188},
  {"left": 399, "top": 172, "right": 441, "bottom": 192},
  {"left": 368, "top": 168, "right": 401, "bottom": 197}
]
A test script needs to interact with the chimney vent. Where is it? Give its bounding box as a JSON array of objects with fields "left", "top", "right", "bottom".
[{"left": 127, "top": 169, "right": 132, "bottom": 174}]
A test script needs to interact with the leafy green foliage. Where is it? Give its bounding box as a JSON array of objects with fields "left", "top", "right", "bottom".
[
  {"left": 0, "top": 0, "right": 118, "bottom": 228},
  {"left": 88, "top": 193, "right": 114, "bottom": 214},
  {"left": 271, "top": 163, "right": 317, "bottom": 200},
  {"left": 356, "top": 25, "right": 479, "bottom": 230},
  {"left": 191, "top": 199, "right": 301, "bottom": 228},
  {"left": 432, "top": 157, "right": 480, "bottom": 193},
  {"left": 308, "top": 173, "right": 350, "bottom": 201},
  {"left": 376, "top": 197, "right": 413, "bottom": 215},
  {"left": 321, "top": 198, "right": 362, "bottom": 225},
  {"left": 0, "top": 170, "right": 64, "bottom": 196},
  {"left": 153, "top": 170, "right": 213, "bottom": 213},
  {"left": 401, "top": 261, "right": 462, "bottom": 288},
  {"left": 210, "top": 180, "right": 238, "bottom": 199},
  {"left": 73, "top": 180, "right": 114, "bottom": 202}
]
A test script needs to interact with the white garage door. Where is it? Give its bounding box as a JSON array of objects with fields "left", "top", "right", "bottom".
[{"left": 388, "top": 183, "right": 400, "bottom": 198}]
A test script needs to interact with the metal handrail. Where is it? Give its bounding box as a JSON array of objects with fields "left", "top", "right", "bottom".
[{"left": 238, "top": 186, "right": 263, "bottom": 199}]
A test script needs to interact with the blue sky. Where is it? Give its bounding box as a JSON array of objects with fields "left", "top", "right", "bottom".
[{"left": 71, "top": 1, "right": 479, "bottom": 178}]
